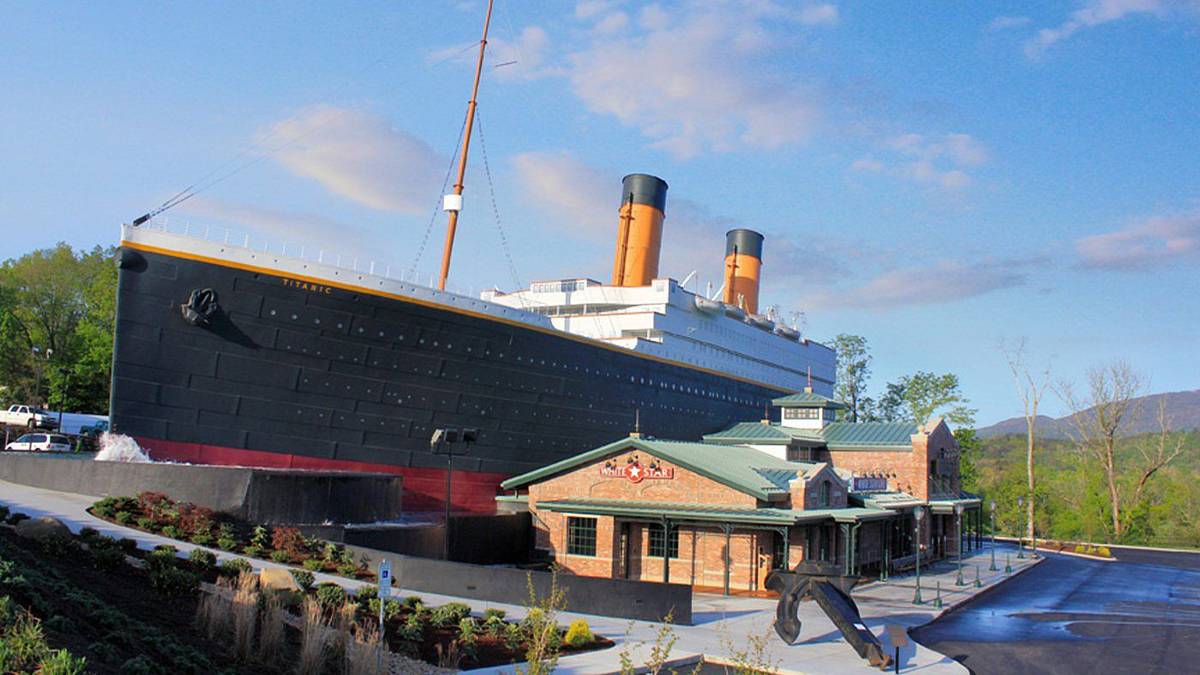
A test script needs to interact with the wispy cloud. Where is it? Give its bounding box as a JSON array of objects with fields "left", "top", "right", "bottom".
[
  {"left": 178, "top": 196, "right": 388, "bottom": 259},
  {"left": 801, "top": 259, "right": 1029, "bottom": 311},
  {"left": 1025, "top": 0, "right": 1168, "bottom": 57},
  {"left": 430, "top": 25, "right": 558, "bottom": 80},
  {"left": 263, "top": 105, "right": 442, "bottom": 213},
  {"left": 850, "top": 132, "right": 989, "bottom": 191},
  {"left": 511, "top": 151, "right": 614, "bottom": 235},
  {"left": 565, "top": 1, "right": 831, "bottom": 158},
  {"left": 988, "top": 15, "right": 1032, "bottom": 31},
  {"left": 1076, "top": 211, "right": 1200, "bottom": 270}
]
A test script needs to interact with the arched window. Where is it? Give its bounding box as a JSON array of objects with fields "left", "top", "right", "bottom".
[{"left": 820, "top": 480, "right": 831, "bottom": 507}]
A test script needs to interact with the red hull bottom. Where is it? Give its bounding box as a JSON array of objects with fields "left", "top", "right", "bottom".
[{"left": 133, "top": 436, "right": 507, "bottom": 514}]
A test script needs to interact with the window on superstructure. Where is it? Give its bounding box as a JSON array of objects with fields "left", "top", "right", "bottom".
[{"left": 783, "top": 408, "right": 819, "bottom": 420}]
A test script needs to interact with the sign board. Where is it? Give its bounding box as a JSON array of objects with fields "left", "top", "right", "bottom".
[
  {"left": 887, "top": 624, "right": 909, "bottom": 648},
  {"left": 852, "top": 476, "right": 888, "bottom": 493},
  {"left": 600, "top": 457, "right": 674, "bottom": 483},
  {"left": 377, "top": 560, "right": 392, "bottom": 598}
]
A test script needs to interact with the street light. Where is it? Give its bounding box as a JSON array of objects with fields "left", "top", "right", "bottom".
[
  {"left": 912, "top": 505, "right": 926, "bottom": 605},
  {"left": 989, "top": 499, "right": 998, "bottom": 572},
  {"left": 430, "top": 427, "right": 478, "bottom": 561},
  {"left": 954, "top": 503, "right": 965, "bottom": 586}
]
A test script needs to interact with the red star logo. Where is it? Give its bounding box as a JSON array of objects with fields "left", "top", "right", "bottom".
[{"left": 627, "top": 462, "right": 644, "bottom": 483}]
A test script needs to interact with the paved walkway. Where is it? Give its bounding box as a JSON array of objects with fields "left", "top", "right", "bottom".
[{"left": 0, "top": 479, "right": 1039, "bottom": 674}]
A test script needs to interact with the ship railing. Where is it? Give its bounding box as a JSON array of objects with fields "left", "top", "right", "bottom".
[{"left": 140, "top": 215, "right": 491, "bottom": 300}]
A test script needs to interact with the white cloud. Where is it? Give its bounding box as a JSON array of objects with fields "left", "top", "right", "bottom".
[
  {"left": 1025, "top": 0, "right": 1167, "bottom": 57},
  {"left": 178, "top": 196, "right": 387, "bottom": 259},
  {"left": 1076, "top": 212, "right": 1200, "bottom": 270},
  {"left": 565, "top": 3, "right": 828, "bottom": 158},
  {"left": 988, "top": 15, "right": 1032, "bottom": 30},
  {"left": 801, "top": 260, "right": 1027, "bottom": 311},
  {"left": 858, "top": 132, "right": 988, "bottom": 191},
  {"left": 263, "top": 105, "right": 442, "bottom": 213},
  {"left": 850, "top": 157, "right": 885, "bottom": 173},
  {"left": 429, "top": 25, "right": 557, "bottom": 81},
  {"left": 798, "top": 3, "right": 839, "bottom": 26},
  {"left": 511, "top": 151, "right": 615, "bottom": 235}
]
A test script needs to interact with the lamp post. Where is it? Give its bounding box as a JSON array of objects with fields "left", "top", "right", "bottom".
[
  {"left": 989, "top": 499, "right": 998, "bottom": 572},
  {"left": 912, "top": 505, "right": 926, "bottom": 605},
  {"left": 954, "top": 503, "right": 965, "bottom": 586},
  {"left": 430, "top": 427, "right": 478, "bottom": 561},
  {"left": 1016, "top": 496, "right": 1026, "bottom": 559}
]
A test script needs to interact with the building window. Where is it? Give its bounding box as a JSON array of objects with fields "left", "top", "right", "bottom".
[
  {"left": 823, "top": 409, "right": 836, "bottom": 422},
  {"left": 820, "top": 480, "right": 831, "bottom": 507},
  {"left": 783, "top": 408, "right": 819, "bottom": 420},
  {"left": 772, "top": 531, "right": 787, "bottom": 569},
  {"left": 647, "top": 524, "right": 679, "bottom": 559},
  {"left": 567, "top": 517, "right": 597, "bottom": 556}
]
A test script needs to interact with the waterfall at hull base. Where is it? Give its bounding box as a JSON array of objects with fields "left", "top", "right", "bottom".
[{"left": 94, "top": 433, "right": 152, "bottom": 463}]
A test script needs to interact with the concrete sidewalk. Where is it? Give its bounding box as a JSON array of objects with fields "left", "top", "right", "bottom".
[{"left": 0, "top": 479, "right": 1039, "bottom": 674}]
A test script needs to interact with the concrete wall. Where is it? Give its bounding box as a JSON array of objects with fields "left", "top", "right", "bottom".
[
  {"left": 0, "top": 454, "right": 402, "bottom": 525},
  {"left": 340, "top": 543, "right": 693, "bottom": 624},
  {"left": 318, "top": 513, "right": 532, "bottom": 565}
]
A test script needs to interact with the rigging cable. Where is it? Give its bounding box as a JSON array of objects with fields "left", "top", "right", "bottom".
[
  {"left": 409, "top": 114, "right": 467, "bottom": 280},
  {"left": 474, "top": 107, "right": 523, "bottom": 295}
]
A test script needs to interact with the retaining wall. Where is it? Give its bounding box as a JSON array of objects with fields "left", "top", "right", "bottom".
[{"left": 0, "top": 453, "right": 403, "bottom": 524}]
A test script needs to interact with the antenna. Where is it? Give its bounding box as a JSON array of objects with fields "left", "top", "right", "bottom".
[
  {"left": 806, "top": 366, "right": 813, "bottom": 392},
  {"left": 630, "top": 409, "right": 643, "bottom": 438},
  {"left": 437, "top": 0, "right": 495, "bottom": 291}
]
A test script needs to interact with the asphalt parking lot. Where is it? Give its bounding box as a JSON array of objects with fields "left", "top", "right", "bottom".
[{"left": 911, "top": 546, "right": 1200, "bottom": 675}]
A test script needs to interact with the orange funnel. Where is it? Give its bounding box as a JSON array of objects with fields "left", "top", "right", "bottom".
[
  {"left": 612, "top": 174, "right": 668, "bottom": 287},
  {"left": 722, "top": 229, "right": 764, "bottom": 315}
]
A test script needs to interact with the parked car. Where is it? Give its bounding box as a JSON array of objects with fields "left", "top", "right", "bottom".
[
  {"left": 0, "top": 405, "right": 58, "bottom": 430},
  {"left": 4, "top": 433, "right": 72, "bottom": 452}
]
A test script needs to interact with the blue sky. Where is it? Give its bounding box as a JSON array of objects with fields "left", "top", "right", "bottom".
[{"left": 2, "top": 1, "right": 1197, "bottom": 425}]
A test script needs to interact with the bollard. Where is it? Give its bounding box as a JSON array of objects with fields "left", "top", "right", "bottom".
[
  {"left": 1005, "top": 552, "right": 1012, "bottom": 574},
  {"left": 912, "top": 576, "right": 923, "bottom": 605},
  {"left": 989, "top": 545, "right": 998, "bottom": 572},
  {"left": 974, "top": 564, "right": 982, "bottom": 588},
  {"left": 934, "top": 581, "right": 943, "bottom": 609}
]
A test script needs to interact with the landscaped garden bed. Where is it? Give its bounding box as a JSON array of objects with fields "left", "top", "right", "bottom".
[
  {"left": 1, "top": 495, "right": 613, "bottom": 672},
  {"left": 1034, "top": 539, "right": 1114, "bottom": 559}
]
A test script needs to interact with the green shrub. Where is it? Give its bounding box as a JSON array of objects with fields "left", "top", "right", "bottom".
[
  {"left": 322, "top": 542, "right": 340, "bottom": 561},
  {"left": 160, "top": 525, "right": 184, "bottom": 540},
  {"left": 431, "top": 602, "right": 471, "bottom": 627},
  {"left": 188, "top": 548, "right": 217, "bottom": 572},
  {"left": 36, "top": 648, "right": 87, "bottom": 674},
  {"left": 1097, "top": 546, "right": 1112, "bottom": 558},
  {"left": 315, "top": 583, "right": 346, "bottom": 611},
  {"left": 218, "top": 558, "right": 252, "bottom": 578},
  {"left": 1074, "top": 544, "right": 1087, "bottom": 553},
  {"left": 242, "top": 545, "right": 263, "bottom": 558},
  {"left": 91, "top": 498, "right": 118, "bottom": 518},
  {"left": 401, "top": 595, "right": 424, "bottom": 609},
  {"left": 118, "top": 538, "right": 138, "bottom": 553},
  {"left": 290, "top": 569, "right": 315, "bottom": 591},
  {"left": 119, "top": 654, "right": 159, "bottom": 674},
  {"left": 336, "top": 562, "right": 358, "bottom": 577},
  {"left": 135, "top": 516, "right": 155, "bottom": 530},
  {"left": 399, "top": 612, "right": 424, "bottom": 642},
  {"left": 190, "top": 532, "right": 212, "bottom": 546},
  {"left": 269, "top": 550, "right": 290, "bottom": 563},
  {"left": 563, "top": 619, "right": 593, "bottom": 647},
  {"left": 92, "top": 546, "right": 126, "bottom": 571},
  {"left": 78, "top": 527, "right": 99, "bottom": 541},
  {"left": 302, "top": 558, "right": 323, "bottom": 572},
  {"left": 504, "top": 621, "right": 524, "bottom": 651},
  {"left": 216, "top": 537, "right": 238, "bottom": 552},
  {"left": 250, "top": 525, "right": 270, "bottom": 549},
  {"left": 114, "top": 511, "right": 133, "bottom": 525},
  {"left": 87, "top": 640, "right": 118, "bottom": 664},
  {"left": 483, "top": 607, "right": 506, "bottom": 621},
  {"left": 149, "top": 565, "right": 199, "bottom": 597},
  {"left": 484, "top": 614, "right": 506, "bottom": 638}
]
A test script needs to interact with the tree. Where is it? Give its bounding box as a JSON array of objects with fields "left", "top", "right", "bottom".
[
  {"left": 831, "top": 334, "right": 872, "bottom": 422},
  {"left": 875, "top": 371, "right": 976, "bottom": 428},
  {"left": 1058, "top": 361, "right": 1144, "bottom": 540},
  {"left": 954, "top": 427, "right": 981, "bottom": 491},
  {"left": 1003, "top": 339, "right": 1051, "bottom": 547}
]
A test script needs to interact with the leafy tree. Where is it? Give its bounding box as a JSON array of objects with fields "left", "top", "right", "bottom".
[
  {"left": 873, "top": 371, "right": 976, "bottom": 428},
  {"left": 954, "top": 428, "right": 980, "bottom": 491},
  {"left": 831, "top": 334, "right": 872, "bottom": 422}
]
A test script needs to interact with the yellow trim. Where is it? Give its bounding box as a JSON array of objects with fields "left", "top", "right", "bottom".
[{"left": 122, "top": 239, "right": 802, "bottom": 394}]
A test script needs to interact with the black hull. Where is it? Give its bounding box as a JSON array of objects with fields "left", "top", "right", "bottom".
[{"left": 110, "top": 245, "right": 785, "bottom": 505}]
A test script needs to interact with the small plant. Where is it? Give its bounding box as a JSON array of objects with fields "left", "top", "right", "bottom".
[
  {"left": 401, "top": 595, "right": 424, "bottom": 609},
  {"left": 315, "top": 582, "right": 347, "bottom": 612},
  {"left": 514, "top": 570, "right": 568, "bottom": 675},
  {"left": 217, "top": 537, "right": 238, "bottom": 551},
  {"left": 135, "top": 516, "right": 155, "bottom": 530},
  {"left": 458, "top": 617, "right": 479, "bottom": 658},
  {"left": 118, "top": 537, "right": 138, "bottom": 552},
  {"left": 79, "top": 526, "right": 99, "bottom": 540},
  {"left": 322, "top": 542, "right": 340, "bottom": 561},
  {"left": 190, "top": 532, "right": 213, "bottom": 546},
  {"left": 114, "top": 511, "right": 133, "bottom": 524},
  {"left": 242, "top": 544, "right": 264, "bottom": 557},
  {"left": 432, "top": 602, "right": 472, "bottom": 627},
  {"left": 291, "top": 569, "right": 315, "bottom": 591},
  {"left": 219, "top": 557, "right": 253, "bottom": 578},
  {"left": 92, "top": 545, "right": 126, "bottom": 571},
  {"left": 504, "top": 621, "right": 524, "bottom": 651},
  {"left": 189, "top": 548, "right": 217, "bottom": 572},
  {"left": 302, "top": 558, "right": 324, "bottom": 572},
  {"left": 149, "top": 565, "right": 200, "bottom": 597},
  {"left": 1097, "top": 545, "right": 1112, "bottom": 557},
  {"left": 564, "top": 619, "right": 593, "bottom": 648},
  {"left": 336, "top": 562, "right": 358, "bottom": 577},
  {"left": 399, "top": 611, "right": 425, "bottom": 642},
  {"left": 250, "top": 525, "right": 270, "bottom": 548},
  {"left": 271, "top": 526, "right": 308, "bottom": 558},
  {"left": 161, "top": 525, "right": 184, "bottom": 540},
  {"left": 270, "top": 549, "right": 290, "bottom": 563}
]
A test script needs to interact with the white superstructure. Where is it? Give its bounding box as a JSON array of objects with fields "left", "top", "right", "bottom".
[{"left": 483, "top": 277, "right": 835, "bottom": 394}]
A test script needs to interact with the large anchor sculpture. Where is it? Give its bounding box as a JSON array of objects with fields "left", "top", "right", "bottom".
[
  {"left": 180, "top": 288, "right": 220, "bottom": 327},
  {"left": 764, "top": 560, "right": 892, "bottom": 670}
]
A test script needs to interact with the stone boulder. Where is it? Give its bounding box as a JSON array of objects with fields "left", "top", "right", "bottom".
[
  {"left": 259, "top": 566, "right": 300, "bottom": 593},
  {"left": 15, "top": 516, "right": 72, "bottom": 542}
]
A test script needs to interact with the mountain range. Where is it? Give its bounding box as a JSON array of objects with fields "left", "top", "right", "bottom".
[{"left": 977, "top": 389, "right": 1200, "bottom": 440}]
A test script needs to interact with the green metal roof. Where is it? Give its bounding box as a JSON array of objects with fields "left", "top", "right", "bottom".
[
  {"left": 703, "top": 422, "right": 824, "bottom": 445},
  {"left": 821, "top": 422, "right": 918, "bottom": 448},
  {"left": 771, "top": 391, "right": 848, "bottom": 409},
  {"left": 850, "top": 491, "right": 923, "bottom": 510},
  {"left": 536, "top": 499, "right": 896, "bottom": 525},
  {"left": 499, "top": 436, "right": 819, "bottom": 501}
]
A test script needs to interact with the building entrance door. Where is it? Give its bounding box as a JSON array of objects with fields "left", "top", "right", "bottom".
[{"left": 618, "top": 522, "right": 631, "bottom": 579}]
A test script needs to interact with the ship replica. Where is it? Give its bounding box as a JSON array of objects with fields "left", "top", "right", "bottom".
[{"left": 110, "top": 2, "right": 835, "bottom": 513}]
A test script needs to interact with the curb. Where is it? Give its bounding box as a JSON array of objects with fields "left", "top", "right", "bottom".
[{"left": 928, "top": 556, "right": 1044, "bottom": 622}]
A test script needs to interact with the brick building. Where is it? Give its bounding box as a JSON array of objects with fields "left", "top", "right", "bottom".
[{"left": 499, "top": 389, "right": 981, "bottom": 594}]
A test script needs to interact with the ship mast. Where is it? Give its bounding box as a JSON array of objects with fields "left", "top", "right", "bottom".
[{"left": 436, "top": 0, "right": 495, "bottom": 291}]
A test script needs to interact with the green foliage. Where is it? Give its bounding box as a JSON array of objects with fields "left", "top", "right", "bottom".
[
  {"left": 314, "top": 582, "right": 346, "bottom": 611},
  {"left": 189, "top": 532, "right": 212, "bottom": 546},
  {"left": 290, "top": 569, "right": 315, "bottom": 591},
  {"left": 0, "top": 243, "right": 117, "bottom": 412},
  {"left": 483, "top": 607, "right": 506, "bottom": 622},
  {"left": 160, "top": 525, "right": 184, "bottom": 540},
  {"left": 335, "top": 562, "right": 358, "bottom": 577},
  {"left": 218, "top": 557, "right": 252, "bottom": 578},
  {"left": 118, "top": 538, "right": 138, "bottom": 553},
  {"left": 832, "top": 334, "right": 872, "bottom": 423},
  {"left": 114, "top": 511, "right": 133, "bottom": 525},
  {"left": 563, "top": 619, "right": 593, "bottom": 647},
  {"left": 91, "top": 545, "right": 126, "bottom": 572},
  {"left": 187, "top": 548, "right": 216, "bottom": 573},
  {"left": 954, "top": 428, "right": 981, "bottom": 491},
  {"left": 269, "top": 550, "right": 290, "bottom": 563},
  {"left": 431, "top": 602, "right": 471, "bottom": 627},
  {"left": 135, "top": 517, "right": 155, "bottom": 530},
  {"left": 241, "top": 545, "right": 263, "bottom": 558},
  {"left": 872, "top": 371, "right": 976, "bottom": 427},
  {"left": 216, "top": 537, "right": 238, "bottom": 552},
  {"left": 302, "top": 558, "right": 323, "bottom": 572},
  {"left": 401, "top": 595, "right": 424, "bottom": 609},
  {"left": 148, "top": 565, "right": 199, "bottom": 597},
  {"left": 250, "top": 525, "right": 270, "bottom": 549}
]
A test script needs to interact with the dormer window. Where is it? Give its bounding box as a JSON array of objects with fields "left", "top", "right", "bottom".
[
  {"left": 824, "top": 409, "right": 836, "bottom": 422},
  {"left": 784, "top": 408, "right": 819, "bottom": 420},
  {"left": 820, "top": 480, "right": 831, "bottom": 507}
]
